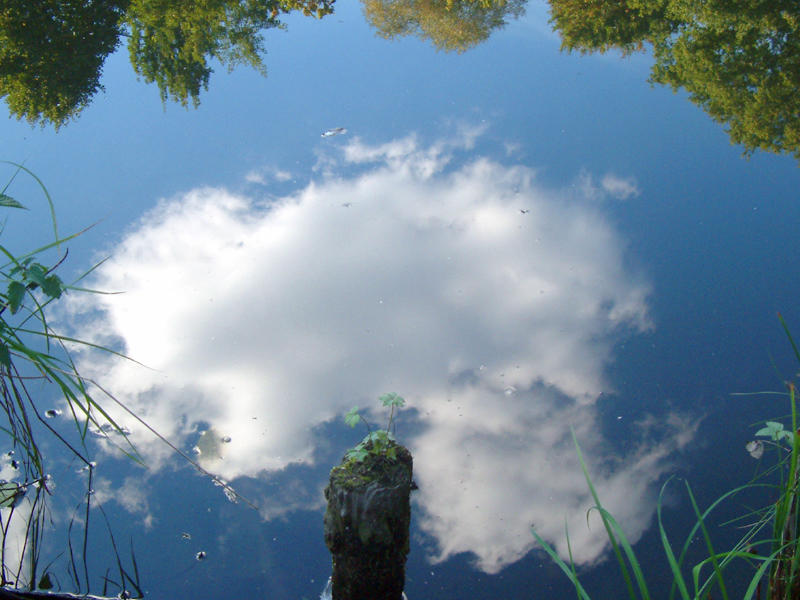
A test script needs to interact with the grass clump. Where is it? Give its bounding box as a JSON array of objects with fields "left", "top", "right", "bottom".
[
  {"left": 0, "top": 163, "right": 142, "bottom": 596},
  {"left": 533, "top": 314, "right": 800, "bottom": 600}
]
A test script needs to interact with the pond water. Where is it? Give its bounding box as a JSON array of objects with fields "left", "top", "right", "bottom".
[{"left": 0, "top": 2, "right": 799, "bottom": 599}]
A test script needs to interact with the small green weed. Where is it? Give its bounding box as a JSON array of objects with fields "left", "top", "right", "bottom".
[{"left": 344, "top": 393, "right": 406, "bottom": 462}]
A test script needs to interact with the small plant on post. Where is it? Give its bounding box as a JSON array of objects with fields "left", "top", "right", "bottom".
[{"left": 343, "top": 392, "right": 406, "bottom": 463}]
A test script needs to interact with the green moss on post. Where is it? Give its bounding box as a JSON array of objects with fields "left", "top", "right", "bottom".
[{"left": 323, "top": 439, "right": 413, "bottom": 600}]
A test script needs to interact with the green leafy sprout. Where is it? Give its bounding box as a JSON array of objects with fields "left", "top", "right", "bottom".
[{"left": 344, "top": 393, "right": 406, "bottom": 463}]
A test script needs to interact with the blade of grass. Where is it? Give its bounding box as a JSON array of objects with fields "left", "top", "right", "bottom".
[
  {"left": 657, "top": 479, "right": 692, "bottom": 600},
  {"left": 572, "top": 428, "right": 643, "bottom": 599},
  {"left": 530, "top": 526, "right": 593, "bottom": 600}
]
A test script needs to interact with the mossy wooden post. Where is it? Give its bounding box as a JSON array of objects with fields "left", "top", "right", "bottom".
[{"left": 323, "top": 439, "right": 413, "bottom": 600}]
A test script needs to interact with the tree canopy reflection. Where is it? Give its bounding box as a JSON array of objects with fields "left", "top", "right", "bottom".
[
  {"left": 0, "top": 0, "right": 334, "bottom": 128},
  {"left": 361, "top": 0, "right": 526, "bottom": 52},
  {"left": 549, "top": 0, "right": 800, "bottom": 161},
  {"left": 2, "top": 0, "right": 798, "bottom": 162}
]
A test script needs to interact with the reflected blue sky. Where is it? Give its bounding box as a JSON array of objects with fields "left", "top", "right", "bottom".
[{"left": 1, "top": 1, "right": 799, "bottom": 598}]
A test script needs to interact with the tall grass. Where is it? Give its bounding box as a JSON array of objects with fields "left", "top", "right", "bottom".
[
  {"left": 0, "top": 163, "right": 141, "bottom": 596},
  {"left": 532, "top": 315, "right": 800, "bottom": 600},
  {"left": 0, "top": 163, "right": 249, "bottom": 595}
]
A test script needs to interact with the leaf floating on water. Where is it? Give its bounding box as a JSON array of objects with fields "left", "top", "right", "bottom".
[
  {"left": 0, "top": 481, "right": 25, "bottom": 508},
  {"left": 321, "top": 127, "right": 347, "bottom": 138},
  {"left": 746, "top": 440, "right": 764, "bottom": 459}
]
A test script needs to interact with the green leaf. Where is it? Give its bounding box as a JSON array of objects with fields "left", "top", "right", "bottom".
[
  {"left": 0, "top": 481, "right": 22, "bottom": 508},
  {"left": 0, "top": 193, "right": 25, "bottom": 209},
  {"left": 26, "top": 262, "right": 48, "bottom": 287},
  {"left": 346, "top": 447, "right": 368, "bottom": 462},
  {"left": 41, "top": 274, "right": 63, "bottom": 299},
  {"left": 0, "top": 342, "right": 10, "bottom": 367},
  {"left": 756, "top": 421, "right": 792, "bottom": 442},
  {"left": 379, "top": 392, "right": 405, "bottom": 408},
  {"left": 345, "top": 406, "right": 361, "bottom": 428},
  {"left": 7, "top": 280, "right": 26, "bottom": 314},
  {"left": 369, "top": 430, "right": 389, "bottom": 444}
]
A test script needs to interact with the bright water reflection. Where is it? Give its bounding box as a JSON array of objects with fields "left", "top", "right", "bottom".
[{"left": 64, "top": 127, "right": 695, "bottom": 574}]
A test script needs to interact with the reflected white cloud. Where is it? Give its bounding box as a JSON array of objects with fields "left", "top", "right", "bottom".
[
  {"left": 94, "top": 475, "right": 155, "bottom": 530},
  {"left": 602, "top": 173, "right": 640, "bottom": 200},
  {"left": 67, "top": 130, "right": 688, "bottom": 572},
  {"left": 413, "top": 390, "right": 695, "bottom": 572},
  {"left": 245, "top": 166, "right": 293, "bottom": 185}
]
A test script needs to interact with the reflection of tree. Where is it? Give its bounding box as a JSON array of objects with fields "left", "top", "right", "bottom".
[
  {"left": 361, "top": 0, "right": 526, "bottom": 52},
  {"left": 126, "top": 0, "right": 303, "bottom": 107},
  {"left": 0, "top": 1, "right": 129, "bottom": 128},
  {"left": 0, "top": 0, "right": 334, "bottom": 128},
  {"left": 549, "top": 0, "right": 800, "bottom": 161}
]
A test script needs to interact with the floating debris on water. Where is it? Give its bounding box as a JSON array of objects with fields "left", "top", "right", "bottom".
[
  {"left": 503, "top": 386, "right": 517, "bottom": 397},
  {"left": 34, "top": 474, "right": 54, "bottom": 490},
  {"left": 181, "top": 532, "right": 191, "bottom": 540},
  {"left": 321, "top": 127, "right": 347, "bottom": 138},
  {"left": 192, "top": 446, "right": 202, "bottom": 455},
  {"left": 221, "top": 436, "right": 232, "bottom": 443},
  {"left": 223, "top": 486, "right": 238, "bottom": 503},
  {"left": 45, "top": 409, "right": 62, "bottom": 418},
  {"left": 195, "top": 551, "right": 207, "bottom": 561},
  {"left": 89, "top": 423, "right": 114, "bottom": 437},
  {"left": 746, "top": 440, "right": 764, "bottom": 459}
]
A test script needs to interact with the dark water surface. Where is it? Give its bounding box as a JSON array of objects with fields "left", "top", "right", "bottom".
[{"left": 0, "top": 2, "right": 799, "bottom": 599}]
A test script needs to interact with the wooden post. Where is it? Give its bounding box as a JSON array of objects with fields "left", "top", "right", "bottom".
[{"left": 323, "top": 439, "right": 413, "bottom": 600}]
